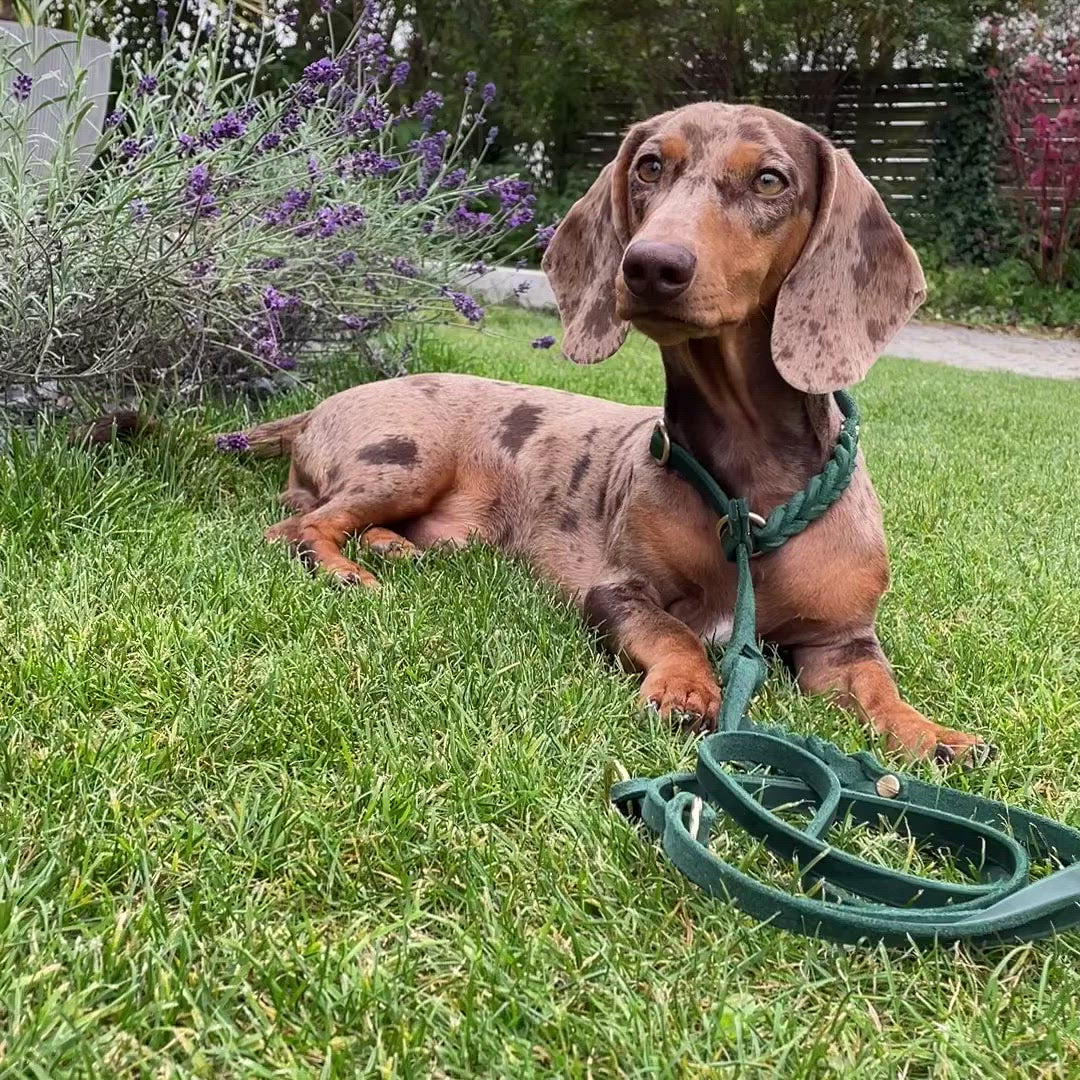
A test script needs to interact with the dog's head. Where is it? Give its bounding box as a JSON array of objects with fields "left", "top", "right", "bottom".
[{"left": 541, "top": 102, "right": 925, "bottom": 393}]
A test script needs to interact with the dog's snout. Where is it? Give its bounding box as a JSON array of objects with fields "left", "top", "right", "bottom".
[{"left": 621, "top": 242, "right": 696, "bottom": 304}]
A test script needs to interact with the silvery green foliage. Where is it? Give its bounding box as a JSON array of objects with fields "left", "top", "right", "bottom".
[{"left": 0, "top": 1, "right": 538, "bottom": 395}]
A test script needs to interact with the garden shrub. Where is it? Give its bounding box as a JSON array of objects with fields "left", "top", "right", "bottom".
[
  {"left": 911, "top": 59, "right": 1016, "bottom": 267},
  {"left": 919, "top": 252, "right": 1080, "bottom": 331},
  {"left": 0, "top": 1, "right": 543, "bottom": 402},
  {"left": 990, "top": 30, "right": 1080, "bottom": 285}
]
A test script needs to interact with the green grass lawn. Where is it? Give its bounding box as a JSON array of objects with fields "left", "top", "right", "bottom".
[{"left": 2, "top": 306, "right": 1080, "bottom": 1077}]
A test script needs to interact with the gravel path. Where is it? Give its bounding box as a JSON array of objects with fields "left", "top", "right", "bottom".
[{"left": 472, "top": 267, "right": 1079, "bottom": 380}]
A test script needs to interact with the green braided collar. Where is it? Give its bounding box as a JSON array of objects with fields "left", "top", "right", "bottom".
[{"left": 648, "top": 390, "right": 861, "bottom": 561}]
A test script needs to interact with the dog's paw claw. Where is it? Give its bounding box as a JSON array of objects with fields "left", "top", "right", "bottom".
[
  {"left": 933, "top": 740, "right": 997, "bottom": 770},
  {"left": 933, "top": 743, "right": 956, "bottom": 766}
]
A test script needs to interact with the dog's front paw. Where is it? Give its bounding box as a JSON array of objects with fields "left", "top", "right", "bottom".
[
  {"left": 884, "top": 708, "right": 996, "bottom": 769},
  {"left": 640, "top": 664, "right": 721, "bottom": 733}
]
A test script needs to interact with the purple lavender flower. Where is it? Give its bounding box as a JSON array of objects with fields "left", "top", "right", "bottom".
[
  {"left": 441, "top": 287, "right": 484, "bottom": 323},
  {"left": 396, "top": 186, "right": 428, "bottom": 204},
  {"left": 130, "top": 198, "right": 148, "bottom": 222},
  {"left": 187, "top": 163, "right": 211, "bottom": 196},
  {"left": 119, "top": 138, "right": 143, "bottom": 160},
  {"left": 531, "top": 335, "right": 556, "bottom": 349},
  {"left": 507, "top": 207, "right": 534, "bottom": 228},
  {"left": 468, "top": 261, "right": 488, "bottom": 276},
  {"left": 215, "top": 432, "right": 250, "bottom": 452},
  {"left": 105, "top": 109, "right": 126, "bottom": 128},
  {"left": 535, "top": 223, "right": 556, "bottom": 250},
  {"left": 358, "top": 32, "right": 387, "bottom": 62},
  {"left": 336, "top": 250, "right": 357, "bottom": 267},
  {"left": 137, "top": 74, "right": 159, "bottom": 96},
  {"left": 391, "top": 61, "right": 410, "bottom": 87},
  {"left": 485, "top": 125, "right": 499, "bottom": 146},
  {"left": 263, "top": 286, "right": 299, "bottom": 312},
  {"left": 185, "top": 164, "right": 219, "bottom": 218},
  {"left": 253, "top": 256, "right": 285, "bottom": 270},
  {"left": 278, "top": 109, "right": 302, "bottom": 134},
  {"left": 414, "top": 91, "right": 443, "bottom": 120},
  {"left": 340, "top": 313, "right": 386, "bottom": 333},
  {"left": 487, "top": 177, "right": 533, "bottom": 210},
  {"left": 390, "top": 257, "right": 419, "bottom": 278},
  {"left": 252, "top": 335, "right": 280, "bottom": 362},
  {"left": 281, "top": 188, "right": 311, "bottom": 214},
  {"left": 207, "top": 110, "right": 246, "bottom": 143},
  {"left": 482, "top": 82, "right": 496, "bottom": 105},
  {"left": 264, "top": 188, "right": 311, "bottom": 224},
  {"left": 315, "top": 203, "right": 366, "bottom": 237},
  {"left": 191, "top": 259, "right": 213, "bottom": 280},
  {"left": 292, "top": 83, "right": 321, "bottom": 110},
  {"left": 11, "top": 73, "right": 32, "bottom": 103},
  {"left": 319, "top": 0, "right": 334, "bottom": 11},
  {"left": 279, "top": 5, "right": 299, "bottom": 29},
  {"left": 274, "top": 356, "right": 298, "bottom": 370},
  {"left": 359, "top": 0, "right": 379, "bottom": 28},
  {"left": 465, "top": 70, "right": 477, "bottom": 89},
  {"left": 363, "top": 274, "right": 380, "bottom": 294},
  {"left": 346, "top": 99, "right": 390, "bottom": 134},
  {"left": 156, "top": 4, "right": 168, "bottom": 25},
  {"left": 304, "top": 58, "right": 341, "bottom": 86},
  {"left": 409, "top": 130, "right": 448, "bottom": 179},
  {"left": 446, "top": 204, "right": 492, "bottom": 233},
  {"left": 257, "top": 131, "right": 282, "bottom": 154},
  {"left": 440, "top": 168, "right": 467, "bottom": 189},
  {"left": 337, "top": 149, "right": 399, "bottom": 178},
  {"left": 177, "top": 132, "right": 197, "bottom": 155}
]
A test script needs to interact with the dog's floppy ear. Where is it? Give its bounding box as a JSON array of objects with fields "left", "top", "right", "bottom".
[
  {"left": 541, "top": 162, "right": 629, "bottom": 364},
  {"left": 771, "top": 139, "right": 926, "bottom": 393},
  {"left": 542, "top": 118, "right": 660, "bottom": 364}
]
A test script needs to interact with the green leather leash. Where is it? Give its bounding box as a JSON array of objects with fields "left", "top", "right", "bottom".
[{"left": 611, "top": 391, "right": 1080, "bottom": 946}]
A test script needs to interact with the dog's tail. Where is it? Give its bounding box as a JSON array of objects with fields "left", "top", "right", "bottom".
[{"left": 213, "top": 410, "right": 312, "bottom": 458}]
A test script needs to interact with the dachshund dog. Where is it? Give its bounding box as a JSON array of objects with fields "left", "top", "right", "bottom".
[{"left": 231, "top": 102, "right": 990, "bottom": 764}]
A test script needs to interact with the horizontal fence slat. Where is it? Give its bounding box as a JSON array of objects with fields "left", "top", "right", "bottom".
[{"left": 569, "top": 67, "right": 1073, "bottom": 209}]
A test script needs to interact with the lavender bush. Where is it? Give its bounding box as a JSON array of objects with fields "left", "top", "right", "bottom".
[{"left": 0, "top": 1, "right": 542, "bottom": 400}]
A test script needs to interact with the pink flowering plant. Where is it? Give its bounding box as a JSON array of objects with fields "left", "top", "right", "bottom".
[
  {"left": 0, "top": 1, "right": 544, "bottom": 396},
  {"left": 989, "top": 31, "right": 1080, "bottom": 285}
]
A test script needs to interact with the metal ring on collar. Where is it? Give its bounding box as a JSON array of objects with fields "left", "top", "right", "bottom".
[
  {"left": 715, "top": 511, "right": 767, "bottom": 550},
  {"left": 653, "top": 417, "right": 671, "bottom": 467}
]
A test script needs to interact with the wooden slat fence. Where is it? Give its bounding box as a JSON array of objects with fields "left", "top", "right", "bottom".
[{"left": 573, "top": 69, "right": 1071, "bottom": 210}]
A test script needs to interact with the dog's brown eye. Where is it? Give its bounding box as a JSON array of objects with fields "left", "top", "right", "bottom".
[
  {"left": 753, "top": 169, "right": 787, "bottom": 196},
  {"left": 636, "top": 156, "right": 663, "bottom": 183}
]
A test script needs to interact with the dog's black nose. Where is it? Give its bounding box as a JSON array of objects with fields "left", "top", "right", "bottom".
[{"left": 621, "top": 242, "right": 696, "bottom": 304}]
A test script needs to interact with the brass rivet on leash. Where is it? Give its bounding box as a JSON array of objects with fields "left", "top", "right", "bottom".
[{"left": 875, "top": 774, "right": 901, "bottom": 799}]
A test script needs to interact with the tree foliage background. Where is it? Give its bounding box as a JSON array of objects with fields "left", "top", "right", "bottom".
[{"left": 51, "top": 0, "right": 1043, "bottom": 193}]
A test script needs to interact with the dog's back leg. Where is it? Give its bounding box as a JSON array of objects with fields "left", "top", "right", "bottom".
[
  {"left": 270, "top": 473, "right": 446, "bottom": 586},
  {"left": 292, "top": 504, "right": 380, "bottom": 587}
]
